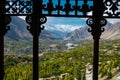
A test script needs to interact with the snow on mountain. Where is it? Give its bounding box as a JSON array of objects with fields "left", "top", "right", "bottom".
[
  {"left": 44, "top": 24, "right": 82, "bottom": 39},
  {"left": 18, "top": 16, "right": 82, "bottom": 33},
  {"left": 18, "top": 16, "right": 83, "bottom": 40},
  {"left": 6, "top": 17, "right": 55, "bottom": 40},
  {"left": 45, "top": 24, "right": 81, "bottom": 33},
  {"left": 18, "top": 16, "right": 25, "bottom": 20}
]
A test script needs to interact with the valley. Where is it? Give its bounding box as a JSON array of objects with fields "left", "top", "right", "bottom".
[
  {"left": 4, "top": 38, "right": 79, "bottom": 55},
  {"left": 4, "top": 39, "right": 120, "bottom": 80},
  {"left": 6, "top": 16, "right": 120, "bottom": 41},
  {"left": 3, "top": 16, "right": 120, "bottom": 80}
]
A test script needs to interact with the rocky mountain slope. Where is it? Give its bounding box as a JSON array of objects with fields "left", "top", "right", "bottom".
[
  {"left": 44, "top": 24, "right": 81, "bottom": 39},
  {"left": 64, "top": 22, "right": 120, "bottom": 41},
  {"left": 101, "top": 22, "right": 120, "bottom": 40},
  {"left": 64, "top": 26, "right": 91, "bottom": 41},
  {"left": 5, "top": 16, "right": 80, "bottom": 40},
  {"left": 5, "top": 17, "right": 55, "bottom": 40},
  {"left": 5, "top": 16, "right": 120, "bottom": 41}
]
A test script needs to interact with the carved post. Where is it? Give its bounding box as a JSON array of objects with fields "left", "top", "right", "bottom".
[
  {"left": 0, "top": 32, "right": 4, "bottom": 80},
  {"left": 0, "top": 0, "right": 11, "bottom": 80},
  {"left": 0, "top": 1, "right": 5, "bottom": 79},
  {"left": 0, "top": 23, "right": 5, "bottom": 80},
  {"left": 87, "top": 0, "right": 106, "bottom": 80},
  {"left": 26, "top": 0, "right": 47, "bottom": 80}
]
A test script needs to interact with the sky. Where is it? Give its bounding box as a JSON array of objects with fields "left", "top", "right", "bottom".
[
  {"left": 18, "top": 0, "right": 92, "bottom": 28},
  {"left": 46, "top": 17, "right": 86, "bottom": 26},
  {"left": 106, "top": 19, "right": 120, "bottom": 24},
  {"left": 42, "top": 0, "right": 93, "bottom": 15},
  {"left": 18, "top": 0, "right": 120, "bottom": 27},
  {"left": 19, "top": 16, "right": 120, "bottom": 27}
]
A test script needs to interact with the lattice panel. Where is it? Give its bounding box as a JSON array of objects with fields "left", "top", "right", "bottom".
[
  {"left": 42, "top": 0, "right": 93, "bottom": 17},
  {"left": 6, "top": 0, "right": 32, "bottom": 14},
  {"left": 103, "top": 0, "right": 120, "bottom": 17},
  {"left": 5, "top": 0, "right": 93, "bottom": 17},
  {"left": 6, "top": 0, "right": 120, "bottom": 18}
]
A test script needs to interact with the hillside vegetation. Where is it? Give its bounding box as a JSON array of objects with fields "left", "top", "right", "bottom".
[{"left": 4, "top": 40, "right": 120, "bottom": 80}]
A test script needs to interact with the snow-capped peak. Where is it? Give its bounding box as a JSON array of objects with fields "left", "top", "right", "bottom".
[{"left": 45, "top": 24, "right": 82, "bottom": 33}]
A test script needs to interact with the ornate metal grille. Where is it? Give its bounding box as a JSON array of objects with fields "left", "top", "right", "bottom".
[
  {"left": 42, "top": 0, "right": 93, "bottom": 17},
  {"left": 0, "top": 0, "right": 119, "bottom": 80},
  {"left": 103, "top": 0, "right": 120, "bottom": 17},
  {"left": 6, "top": 0, "right": 32, "bottom": 15},
  {"left": 5, "top": 0, "right": 93, "bottom": 17}
]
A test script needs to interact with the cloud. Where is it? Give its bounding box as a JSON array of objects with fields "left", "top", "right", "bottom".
[
  {"left": 18, "top": 16, "right": 25, "bottom": 20},
  {"left": 46, "top": 17, "right": 86, "bottom": 26},
  {"left": 87, "top": 11, "right": 120, "bottom": 24},
  {"left": 107, "top": 19, "right": 120, "bottom": 24},
  {"left": 45, "top": 24, "right": 82, "bottom": 32},
  {"left": 18, "top": 16, "right": 91, "bottom": 26},
  {"left": 88, "top": 11, "right": 92, "bottom": 16},
  {"left": 18, "top": 16, "right": 120, "bottom": 26}
]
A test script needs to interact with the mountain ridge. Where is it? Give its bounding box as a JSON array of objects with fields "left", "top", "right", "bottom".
[
  {"left": 5, "top": 16, "right": 120, "bottom": 41},
  {"left": 5, "top": 17, "right": 55, "bottom": 40},
  {"left": 64, "top": 22, "right": 120, "bottom": 41}
]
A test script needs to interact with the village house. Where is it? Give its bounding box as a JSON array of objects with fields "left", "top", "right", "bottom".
[{"left": 66, "top": 43, "right": 77, "bottom": 50}]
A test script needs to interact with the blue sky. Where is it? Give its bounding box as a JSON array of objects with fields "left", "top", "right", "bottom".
[
  {"left": 19, "top": 15, "right": 120, "bottom": 30},
  {"left": 46, "top": 17, "right": 86, "bottom": 26},
  {"left": 42, "top": 0, "right": 92, "bottom": 27},
  {"left": 13, "top": 0, "right": 93, "bottom": 27},
  {"left": 18, "top": 0, "right": 120, "bottom": 27},
  {"left": 43, "top": 0, "right": 93, "bottom": 15}
]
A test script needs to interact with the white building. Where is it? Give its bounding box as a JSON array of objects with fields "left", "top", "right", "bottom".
[
  {"left": 116, "top": 76, "right": 120, "bottom": 80},
  {"left": 66, "top": 43, "right": 75, "bottom": 50}
]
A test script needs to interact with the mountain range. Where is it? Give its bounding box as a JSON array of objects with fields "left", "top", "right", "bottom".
[
  {"left": 5, "top": 16, "right": 120, "bottom": 41},
  {"left": 5, "top": 17, "right": 55, "bottom": 40},
  {"left": 45, "top": 24, "right": 81, "bottom": 39},
  {"left": 64, "top": 22, "right": 120, "bottom": 41},
  {"left": 5, "top": 16, "right": 80, "bottom": 40}
]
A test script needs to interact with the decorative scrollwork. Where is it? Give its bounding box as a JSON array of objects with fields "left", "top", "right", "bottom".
[
  {"left": 42, "top": 0, "right": 57, "bottom": 15},
  {"left": 101, "top": 27, "right": 105, "bottom": 32},
  {"left": 103, "top": 0, "right": 120, "bottom": 17},
  {"left": 5, "top": 0, "right": 93, "bottom": 17},
  {"left": 86, "top": 18, "right": 94, "bottom": 26},
  {"left": 25, "top": 16, "right": 33, "bottom": 35},
  {"left": 26, "top": 15, "right": 32, "bottom": 24},
  {"left": 61, "top": 0, "right": 74, "bottom": 15},
  {"left": 39, "top": 16, "right": 47, "bottom": 34},
  {"left": 6, "top": 0, "right": 32, "bottom": 14},
  {"left": 99, "top": 18, "right": 107, "bottom": 32},
  {"left": 5, "top": 16, "right": 11, "bottom": 32},
  {"left": 100, "top": 18, "right": 107, "bottom": 26},
  {"left": 79, "top": 0, "right": 93, "bottom": 16},
  {"left": 86, "top": 18, "right": 107, "bottom": 39},
  {"left": 5, "top": 26, "right": 10, "bottom": 31},
  {"left": 86, "top": 18, "right": 93, "bottom": 32},
  {"left": 40, "top": 16, "right": 47, "bottom": 24},
  {"left": 0, "top": 16, "right": 11, "bottom": 36},
  {"left": 88, "top": 27, "right": 92, "bottom": 32},
  {"left": 25, "top": 15, "right": 47, "bottom": 36},
  {"left": 42, "top": 0, "right": 93, "bottom": 17},
  {"left": 5, "top": 16, "right": 11, "bottom": 25}
]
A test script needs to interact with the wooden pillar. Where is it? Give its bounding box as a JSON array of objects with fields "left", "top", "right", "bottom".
[
  {"left": 93, "top": 0, "right": 106, "bottom": 79},
  {"left": 87, "top": 0, "right": 106, "bottom": 79},
  {"left": 0, "top": 35, "right": 4, "bottom": 80},
  {"left": 0, "top": 0, "right": 6, "bottom": 80},
  {"left": 93, "top": 35, "right": 100, "bottom": 80},
  {"left": 0, "top": 0, "right": 11, "bottom": 80},
  {"left": 32, "top": 0, "right": 40, "bottom": 79},
  {"left": 26, "top": 0, "right": 47, "bottom": 80}
]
